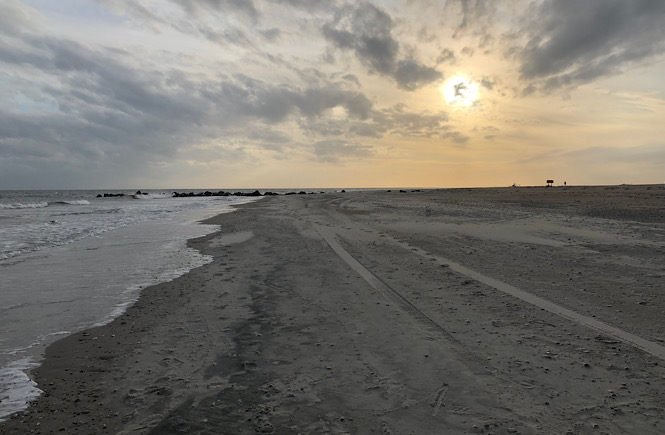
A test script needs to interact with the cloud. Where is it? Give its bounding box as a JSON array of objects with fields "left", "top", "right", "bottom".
[
  {"left": 341, "top": 74, "right": 361, "bottom": 87},
  {"left": 260, "top": 28, "right": 281, "bottom": 41},
  {"left": 173, "top": 0, "right": 260, "bottom": 21},
  {"left": 480, "top": 76, "right": 496, "bottom": 90},
  {"left": 313, "top": 139, "right": 373, "bottom": 163},
  {"left": 349, "top": 122, "right": 385, "bottom": 138},
  {"left": 322, "top": 2, "right": 442, "bottom": 90},
  {"left": 223, "top": 83, "right": 373, "bottom": 122},
  {"left": 393, "top": 59, "right": 442, "bottom": 91},
  {"left": 441, "top": 131, "right": 470, "bottom": 144},
  {"left": 0, "top": 22, "right": 381, "bottom": 187},
  {"left": 371, "top": 105, "right": 465, "bottom": 141},
  {"left": 99, "top": 0, "right": 257, "bottom": 47},
  {"left": 519, "top": 0, "right": 665, "bottom": 90},
  {"left": 265, "top": 0, "right": 333, "bottom": 13},
  {"left": 478, "top": 33, "right": 494, "bottom": 49},
  {"left": 436, "top": 48, "right": 456, "bottom": 65},
  {"left": 0, "top": 1, "right": 31, "bottom": 35},
  {"left": 445, "top": 0, "right": 499, "bottom": 37}
]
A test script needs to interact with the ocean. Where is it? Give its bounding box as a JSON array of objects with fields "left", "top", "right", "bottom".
[{"left": 0, "top": 189, "right": 260, "bottom": 420}]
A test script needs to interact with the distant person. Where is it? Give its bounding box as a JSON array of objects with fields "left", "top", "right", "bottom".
[{"left": 564, "top": 181, "right": 567, "bottom": 186}]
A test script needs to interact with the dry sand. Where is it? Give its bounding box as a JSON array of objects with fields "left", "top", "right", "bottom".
[{"left": 2, "top": 185, "right": 665, "bottom": 434}]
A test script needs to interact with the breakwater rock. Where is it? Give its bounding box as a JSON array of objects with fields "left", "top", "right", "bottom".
[{"left": 172, "top": 190, "right": 265, "bottom": 198}]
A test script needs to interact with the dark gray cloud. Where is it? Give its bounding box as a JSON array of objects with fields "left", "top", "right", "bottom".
[
  {"left": 265, "top": 0, "right": 335, "bottom": 12},
  {"left": 446, "top": 0, "right": 499, "bottom": 37},
  {"left": 480, "top": 76, "right": 496, "bottom": 90},
  {"left": 297, "top": 102, "right": 464, "bottom": 143},
  {"left": 371, "top": 105, "right": 467, "bottom": 143},
  {"left": 393, "top": 59, "right": 442, "bottom": 91},
  {"left": 322, "top": 2, "right": 442, "bottom": 90},
  {"left": 460, "top": 46, "right": 475, "bottom": 57},
  {"left": 519, "top": 0, "right": 665, "bottom": 91},
  {"left": 300, "top": 118, "right": 347, "bottom": 137},
  {"left": 217, "top": 82, "right": 373, "bottom": 123},
  {"left": 260, "top": 28, "right": 281, "bottom": 41},
  {"left": 313, "top": 139, "right": 373, "bottom": 163},
  {"left": 436, "top": 48, "right": 456, "bottom": 65},
  {"left": 441, "top": 131, "right": 470, "bottom": 144},
  {"left": 341, "top": 74, "right": 361, "bottom": 87},
  {"left": 349, "top": 121, "right": 385, "bottom": 138},
  {"left": 0, "top": 24, "right": 377, "bottom": 188},
  {"left": 174, "top": 0, "right": 260, "bottom": 21},
  {"left": 478, "top": 33, "right": 494, "bottom": 50}
]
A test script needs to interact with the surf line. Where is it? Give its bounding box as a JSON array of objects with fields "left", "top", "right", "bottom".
[{"left": 315, "top": 225, "right": 665, "bottom": 362}]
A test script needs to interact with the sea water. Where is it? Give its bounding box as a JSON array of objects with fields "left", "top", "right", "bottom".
[{"left": 0, "top": 190, "right": 259, "bottom": 420}]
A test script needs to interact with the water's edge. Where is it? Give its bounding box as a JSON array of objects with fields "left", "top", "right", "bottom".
[{"left": 0, "top": 198, "right": 260, "bottom": 421}]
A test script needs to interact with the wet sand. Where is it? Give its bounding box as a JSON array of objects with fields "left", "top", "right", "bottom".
[{"left": 2, "top": 185, "right": 665, "bottom": 434}]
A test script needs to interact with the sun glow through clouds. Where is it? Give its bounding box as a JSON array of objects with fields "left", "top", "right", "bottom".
[{"left": 442, "top": 76, "right": 479, "bottom": 107}]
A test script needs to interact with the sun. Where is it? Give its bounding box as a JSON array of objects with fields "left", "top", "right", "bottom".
[{"left": 442, "top": 76, "right": 479, "bottom": 107}]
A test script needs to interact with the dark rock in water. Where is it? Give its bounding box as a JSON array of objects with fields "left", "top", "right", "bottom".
[
  {"left": 170, "top": 190, "right": 257, "bottom": 198},
  {"left": 285, "top": 192, "right": 296, "bottom": 195},
  {"left": 172, "top": 191, "right": 197, "bottom": 197},
  {"left": 399, "top": 190, "right": 407, "bottom": 193},
  {"left": 103, "top": 193, "right": 125, "bottom": 197},
  {"left": 225, "top": 190, "right": 263, "bottom": 197},
  {"left": 341, "top": 189, "right": 346, "bottom": 193},
  {"left": 411, "top": 189, "right": 421, "bottom": 192},
  {"left": 298, "top": 191, "right": 307, "bottom": 195},
  {"left": 264, "top": 191, "right": 279, "bottom": 196},
  {"left": 96, "top": 194, "right": 103, "bottom": 198},
  {"left": 387, "top": 190, "right": 391, "bottom": 192}
]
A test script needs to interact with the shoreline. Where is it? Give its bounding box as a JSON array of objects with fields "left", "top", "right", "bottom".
[
  {"left": 0, "top": 196, "right": 255, "bottom": 422},
  {"left": 2, "top": 186, "right": 665, "bottom": 433}
]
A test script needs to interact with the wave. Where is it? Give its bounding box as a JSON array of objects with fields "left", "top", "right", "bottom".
[
  {"left": 49, "top": 200, "right": 91, "bottom": 206},
  {"left": 0, "top": 303, "right": 29, "bottom": 313},
  {"left": 0, "top": 202, "right": 48, "bottom": 210},
  {"left": 0, "top": 200, "right": 90, "bottom": 209}
]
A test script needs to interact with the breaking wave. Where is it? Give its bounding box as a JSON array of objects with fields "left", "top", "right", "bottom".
[
  {"left": 49, "top": 200, "right": 91, "bottom": 206},
  {"left": 0, "top": 203, "right": 48, "bottom": 210},
  {"left": 0, "top": 200, "right": 90, "bottom": 209}
]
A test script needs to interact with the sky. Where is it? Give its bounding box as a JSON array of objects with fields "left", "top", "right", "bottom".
[{"left": 1, "top": 0, "right": 664, "bottom": 189}]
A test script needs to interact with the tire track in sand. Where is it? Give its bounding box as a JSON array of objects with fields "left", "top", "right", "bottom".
[
  {"left": 314, "top": 225, "right": 461, "bottom": 345},
  {"left": 315, "top": 225, "right": 665, "bottom": 362}
]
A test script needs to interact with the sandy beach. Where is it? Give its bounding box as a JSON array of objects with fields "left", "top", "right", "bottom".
[{"left": 2, "top": 185, "right": 665, "bottom": 434}]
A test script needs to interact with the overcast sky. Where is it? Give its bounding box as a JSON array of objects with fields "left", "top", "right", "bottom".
[{"left": 1, "top": 0, "right": 664, "bottom": 189}]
